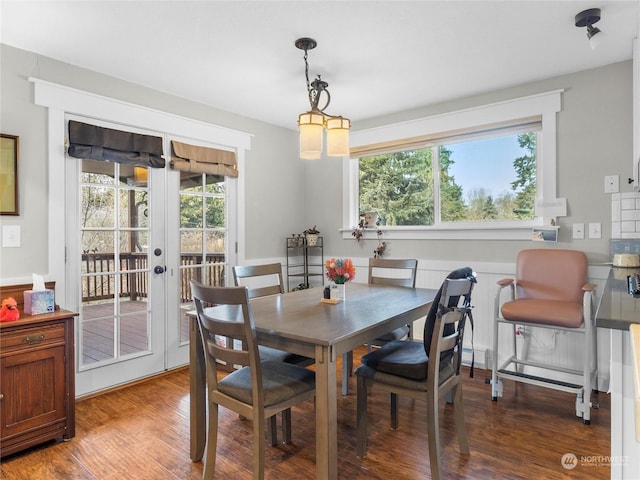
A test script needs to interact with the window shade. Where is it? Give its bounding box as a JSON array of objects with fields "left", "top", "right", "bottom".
[
  {"left": 170, "top": 141, "right": 238, "bottom": 177},
  {"left": 350, "top": 115, "right": 542, "bottom": 158},
  {"left": 67, "top": 120, "right": 165, "bottom": 167}
]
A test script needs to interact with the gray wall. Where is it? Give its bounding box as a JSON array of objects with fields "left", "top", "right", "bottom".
[
  {"left": 307, "top": 61, "right": 633, "bottom": 265},
  {"left": 0, "top": 42, "right": 633, "bottom": 282},
  {"left": 0, "top": 44, "right": 303, "bottom": 280}
]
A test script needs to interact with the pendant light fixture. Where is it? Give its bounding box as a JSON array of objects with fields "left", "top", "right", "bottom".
[{"left": 295, "top": 37, "right": 350, "bottom": 159}]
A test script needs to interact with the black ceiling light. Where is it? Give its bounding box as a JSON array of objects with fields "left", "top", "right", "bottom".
[{"left": 575, "top": 8, "right": 604, "bottom": 50}]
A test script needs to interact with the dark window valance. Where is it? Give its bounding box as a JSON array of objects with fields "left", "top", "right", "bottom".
[
  {"left": 170, "top": 140, "right": 238, "bottom": 177},
  {"left": 67, "top": 120, "right": 165, "bottom": 168}
]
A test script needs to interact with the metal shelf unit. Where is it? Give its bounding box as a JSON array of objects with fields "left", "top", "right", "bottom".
[{"left": 286, "top": 236, "right": 324, "bottom": 291}]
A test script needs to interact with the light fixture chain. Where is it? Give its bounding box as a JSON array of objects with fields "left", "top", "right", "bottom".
[{"left": 303, "top": 49, "right": 312, "bottom": 98}]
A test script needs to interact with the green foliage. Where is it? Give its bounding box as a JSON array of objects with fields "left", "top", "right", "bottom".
[
  {"left": 438, "top": 146, "right": 467, "bottom": 221},
  {"left": 359, "top": 148, "right": 434, "bottom": 226},
  {"left": 511, "top": 132, "right": 537, "bottom": 219},
  {"left": 358, "top": 132, "right": 537, "bottom": 225}
]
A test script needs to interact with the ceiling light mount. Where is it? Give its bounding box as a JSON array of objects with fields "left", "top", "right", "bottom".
[
  {"left": 295, "top": 37, "right": 350, "bottom": 159},
  {"left": 575, "top": 8, "right": 603, "bottom": 50}
]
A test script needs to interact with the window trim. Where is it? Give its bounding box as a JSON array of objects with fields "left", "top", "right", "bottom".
[{"left": 343, "top": 90, "right": 563, "bottom": 240}]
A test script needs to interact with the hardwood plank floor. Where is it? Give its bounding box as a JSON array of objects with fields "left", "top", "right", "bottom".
[{"left": 0, "top": 346, "right": 610, "bottom": 479}]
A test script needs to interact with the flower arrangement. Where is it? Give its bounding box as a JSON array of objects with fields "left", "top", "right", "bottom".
[{"left": 325, "top": 258, "right": 356, "bottom": 284}]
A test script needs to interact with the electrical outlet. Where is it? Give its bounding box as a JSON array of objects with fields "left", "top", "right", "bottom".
[
  {"left": 572, "top": 223, "right": 585, "bottom": 239},
  {"left": 604, "top": 175, "right": 619, "bottom": 193},
  {"left": 588, "top": 222, "right": 601, "bottom": 239}
]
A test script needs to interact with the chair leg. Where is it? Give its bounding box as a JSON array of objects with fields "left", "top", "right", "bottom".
[
  {"left": 254, "top": 413, "right": 266, "bottom": 480},
  {"left": 390, "top": 392, "right": 399, "bottom": 430},
  {"left": 491, "top": 316, "right": 501, "bottom": 400},
  {"left": 203, "top": 403, "right": 218, "bottom": 480},
  {"left": 356, "top": 374, "right": 368, "bottom": 458},
  {"left": 452, "top": 384, "right": 470, "bottom": 455},
  {"left": 267, "top": 415, "right": 277, "bottom": 446},
  {"left": 281, "top": 409, "right": 292, "bottom": 444},
  {"left": 342, "top": 351, "right": 353, "bottom": 396},
  {"left": 426, "top": 387, "right": 441, "bottom": 480}
]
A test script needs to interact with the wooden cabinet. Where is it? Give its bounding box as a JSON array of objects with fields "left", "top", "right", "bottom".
[{"left": 0, "top": 310, "right": 76, "bottom": 457}]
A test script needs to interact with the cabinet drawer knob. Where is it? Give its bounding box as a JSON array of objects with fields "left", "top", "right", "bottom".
[
  {"left": 0, "top": 393, "right": 3, "bottom": 401},
  {"left": 23, "top": 334, "right": 45, "bottom": 345}
]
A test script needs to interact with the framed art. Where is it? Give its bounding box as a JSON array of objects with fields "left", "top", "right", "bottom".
[{"left": 0, "top": 134, "right": 19, "bottom": 215}]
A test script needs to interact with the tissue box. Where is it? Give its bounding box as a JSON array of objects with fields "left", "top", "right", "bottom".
[{"left": 24, "top": 289, "right": 55, "bottom": 315}]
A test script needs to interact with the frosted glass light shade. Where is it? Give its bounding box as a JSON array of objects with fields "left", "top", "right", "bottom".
[
  {"left": 325, "top": 117, "right": 351, "bottom": 157},
  {"left": 298, "top": 112, "right": 324, "bottom": 159}
]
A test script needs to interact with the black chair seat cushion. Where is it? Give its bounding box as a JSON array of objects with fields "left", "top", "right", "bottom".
[
  {"left": 218, "top": 360, "right": 315, "bottom": 406},
  {"left": 259, "top": 345, "right": 314, "bottom": 366},
  {"left": 360, "top": 340, "right": 456, "bottom": 383},
  {"left": 374, "top": 325, "right": 410, "bottom": 343}
]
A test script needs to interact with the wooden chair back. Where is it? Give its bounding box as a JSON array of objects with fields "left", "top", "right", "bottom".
[
  {"left": 190, "top": 281, "right": 263, "bottom": 407},
  {"left": 368, "top": 258, "right": 417, "bottom": 288},
  {"left": 233, "top": 263, "right": 285, "bottom": 299}
]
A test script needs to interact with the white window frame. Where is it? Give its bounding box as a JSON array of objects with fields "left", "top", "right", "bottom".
[{"left": 343, "top": 90, "right": 563, "bottom": 241}]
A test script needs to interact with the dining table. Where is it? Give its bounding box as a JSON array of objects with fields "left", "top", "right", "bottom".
[{"left": 189, "top": 282, "right": 437, "bottom": 480}]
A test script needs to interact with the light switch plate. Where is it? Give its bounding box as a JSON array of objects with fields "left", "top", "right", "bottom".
[
  {"left": 2, "top": 225, "right": 21, "bottom": 247},
  {"left": 572, "top": 223, "right": 585, "bottom": 239},
  {"left": 588, "top": 222, "right": 602, "bottom": 239},
  {"left": 604, "top": 175, "right": 620, "bottom": 193}
]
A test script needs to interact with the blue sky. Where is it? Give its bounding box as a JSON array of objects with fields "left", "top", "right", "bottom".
[{"left": 445, "top": 134, "right": 529, "bottom": 201}]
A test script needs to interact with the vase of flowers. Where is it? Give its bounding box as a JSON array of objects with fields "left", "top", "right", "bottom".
[{"left": 325, "top": 258, "right": 356, "bottom": 301}]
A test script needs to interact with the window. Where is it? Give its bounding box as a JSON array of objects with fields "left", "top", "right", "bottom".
[
  {"left": 359, "top": 129, "right": 538, "bottom": 226},
  {"left": 345, "top": 91, "right": 562, "bottom": 240}
]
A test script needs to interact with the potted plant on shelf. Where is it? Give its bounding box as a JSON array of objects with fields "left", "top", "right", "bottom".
[{"left": 304, "top": 225, "right": 320, "bottom": 246}]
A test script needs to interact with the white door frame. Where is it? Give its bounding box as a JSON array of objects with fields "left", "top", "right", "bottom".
[{"left": 33, "top": 78, "right": 251, "bottom": 396}]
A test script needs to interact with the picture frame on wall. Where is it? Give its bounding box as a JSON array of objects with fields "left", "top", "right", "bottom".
[{"left": 0, "top": 134, "right": 19, "bottom": 215}]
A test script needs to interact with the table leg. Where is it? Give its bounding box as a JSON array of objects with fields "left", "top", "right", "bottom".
[
  {"left": 315, "top": 345, "right": 338, "bottom": 480},
  {"left": 190, "top": 316, "right": 206, "bottom": 461}
]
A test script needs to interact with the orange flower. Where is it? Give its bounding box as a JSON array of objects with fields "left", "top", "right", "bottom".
[{"left": 325, "top": 258, "right": 356, "bottom": 284}]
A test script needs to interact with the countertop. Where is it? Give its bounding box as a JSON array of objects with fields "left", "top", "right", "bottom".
[{"left": 595, "top": 267, "right": 640, "bottom": 330}]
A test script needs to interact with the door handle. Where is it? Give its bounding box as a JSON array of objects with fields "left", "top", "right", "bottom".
[{"left": 154, "top": 266, "right": 166, "bottom": 274}]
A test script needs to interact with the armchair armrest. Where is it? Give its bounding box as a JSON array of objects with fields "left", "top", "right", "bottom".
[
  {"left": 497, "top": 278, "right": 514, "bottom": 287},
  {"left": 582, "top": 283, "right": 596, "bottom": 292}
]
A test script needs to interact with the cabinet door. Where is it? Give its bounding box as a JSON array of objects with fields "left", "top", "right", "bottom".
[{"left": 0, "top": 345, "right": 67, "bottom": 440}]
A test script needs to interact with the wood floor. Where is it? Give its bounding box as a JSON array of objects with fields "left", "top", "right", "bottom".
[{"left": 1, "top": 346, "right": 610, "bottom": 479}]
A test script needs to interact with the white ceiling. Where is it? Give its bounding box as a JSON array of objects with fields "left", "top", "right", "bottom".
[{"left": 1, "top": 1, "right": 638, "bottom": 131}]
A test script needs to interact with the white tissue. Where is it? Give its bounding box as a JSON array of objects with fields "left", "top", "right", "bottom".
[{"left": 32, "top": 273, "right": 46, "bottom": 291}]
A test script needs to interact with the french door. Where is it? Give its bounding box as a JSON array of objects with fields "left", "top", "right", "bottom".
[{"left": 66, "top": 119, "right": 234, "bottom": 396}]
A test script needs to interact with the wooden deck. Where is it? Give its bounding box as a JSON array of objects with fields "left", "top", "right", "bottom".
[{"left": 80, "top": 301, "right": 190, "bottom": 366}]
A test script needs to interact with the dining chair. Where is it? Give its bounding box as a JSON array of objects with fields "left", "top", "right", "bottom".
[
  {"left": 490, "top": 249, "right": 598, "bottom": 423},
  {"left": 190, "top": 281, "right": 316, "bottom": 480},
  {"left": 232, "top": 263, "right": 314, "bottom": 368},
  {"left": 367, "top": 258, "right": 418, "bottom": 347},
  {"left": 341, "top": 258, "right": 418, "bottom": 395},
  {"left": 355, "top": 267, "right": 476, "bottom": 480}
]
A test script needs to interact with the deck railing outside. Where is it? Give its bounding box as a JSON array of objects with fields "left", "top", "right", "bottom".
[{"left": 81, "top": 253, "right": 225, "bottom": 303}]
